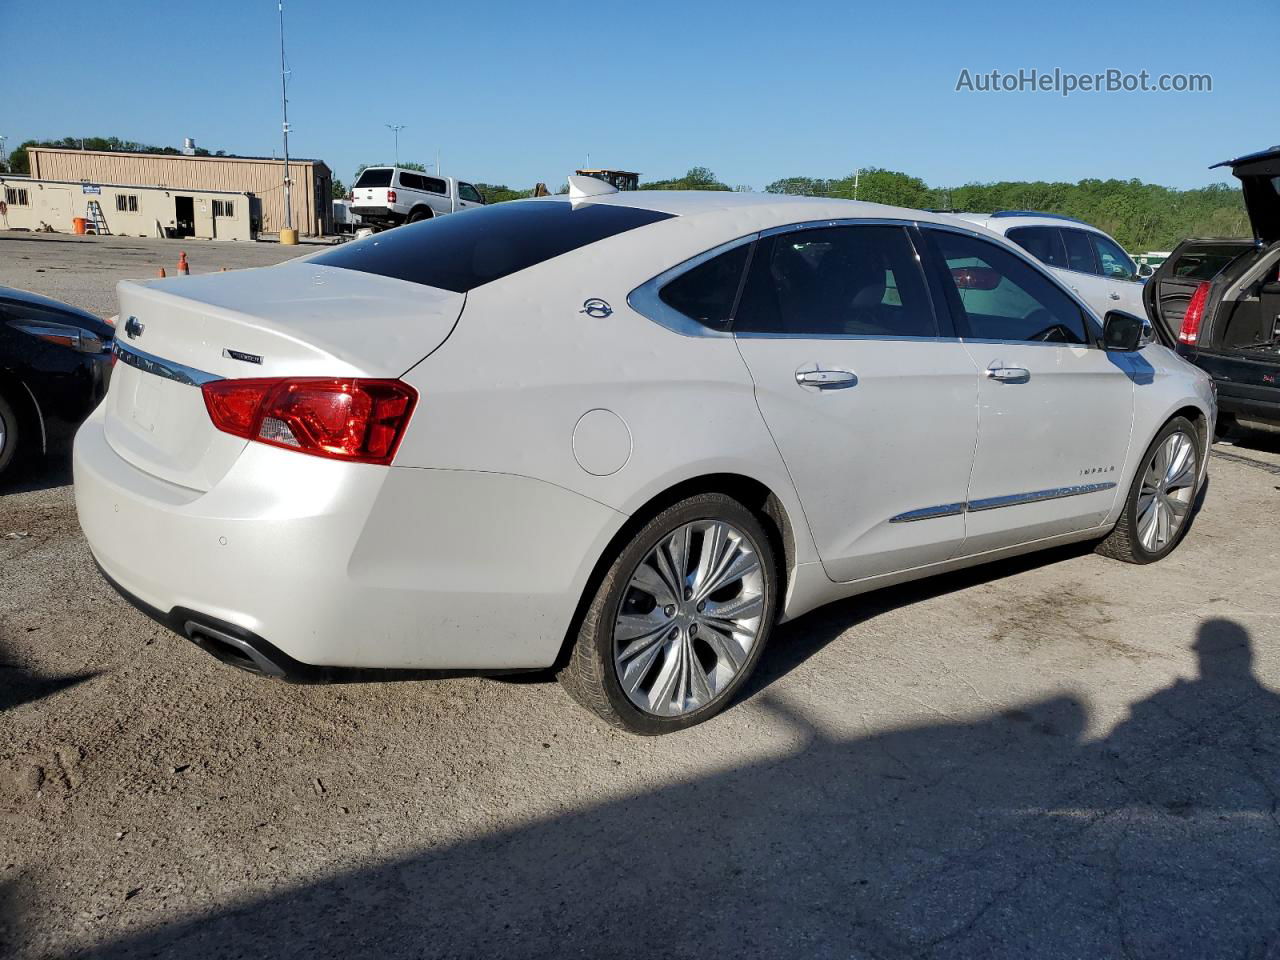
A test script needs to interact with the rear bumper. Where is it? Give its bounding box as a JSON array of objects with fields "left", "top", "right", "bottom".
[
  {"left": 73, "top": 407, "right": 627, "bottom": 671},
  {"left": 350, "top": 206, "right": 404, "bottom": 225}
]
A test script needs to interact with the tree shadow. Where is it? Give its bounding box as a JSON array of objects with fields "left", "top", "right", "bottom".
[{"left": 36, "top": 617, "right": 1276, "bottom": 960}]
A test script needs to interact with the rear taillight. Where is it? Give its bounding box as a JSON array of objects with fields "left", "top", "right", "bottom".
[
  {"left": 1179, "top": 281, "right": 1211, "bottom": 345},
  {"left": 387, "top": 189, "right": 397, "bottom": 204},
  {"left": 201, "top": 378, "right": 417, "bottom": 465}
]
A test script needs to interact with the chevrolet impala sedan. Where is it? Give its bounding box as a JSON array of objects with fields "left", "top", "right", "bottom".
[{"left": 74, "top": 177, "right": 1215, "bottom": 734}]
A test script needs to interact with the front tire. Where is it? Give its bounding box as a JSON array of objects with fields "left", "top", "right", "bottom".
[
  {"left": 0, "top": 392, "right": 20, "bottom": 479},
  {"left": 1096, "top": 416, "right": 1201, "bottom": 564},
  {"left": 559, "top": 493, "right": 779, "bottom": 735}
]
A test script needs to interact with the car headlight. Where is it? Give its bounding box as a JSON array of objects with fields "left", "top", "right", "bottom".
[{"left": 7, "top": 319, "right": 109, "bottom": 354}]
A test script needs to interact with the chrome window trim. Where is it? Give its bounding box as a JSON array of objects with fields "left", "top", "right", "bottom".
[
  {"left": 889, "top": 481, "right": 1117, "bottom": 522},
  {"left": 113, "top": 341, "right": 223, "bottom": 387}
]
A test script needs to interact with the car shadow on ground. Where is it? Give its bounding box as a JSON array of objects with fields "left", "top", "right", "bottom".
[
  {"left": 23, "top": 617, "right": 1274, "bottom": 960},
  {"left": 0, "top": 635, "right": 97, "bottom": 715},
  {"left": 0, "top": 450, "right": 73, "bottom": 497}
]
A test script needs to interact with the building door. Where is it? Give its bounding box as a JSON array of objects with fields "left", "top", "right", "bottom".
[
  {"left": 194, "top": 198, "right": 214, "bottom": 239},
  {"left": 45, "top": 188, "right": 72, "bottom": 231},
  {"left": 174, "top": 196, "right": 195, "bottom": 238}
]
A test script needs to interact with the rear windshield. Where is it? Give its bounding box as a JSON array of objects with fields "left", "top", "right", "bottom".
[
  {"left": 1169, "top": 244, "right": 1250, "bottom": 281},
  {"left": 311, "top": 201, "right": 674, "bottom": 293},
  {"left": 354, "top": 168, "right": 393, "bottom": 188}
]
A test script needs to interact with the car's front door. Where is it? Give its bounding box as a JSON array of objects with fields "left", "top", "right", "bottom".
[
  {"left": 920, "top": 227, "right": 1135, "bottom": 554},
  {"left": 732, "top": 223, "right": 980, "bottom": 583}
]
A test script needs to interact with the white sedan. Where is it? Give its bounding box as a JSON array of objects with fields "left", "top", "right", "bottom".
[{"left": 74, "top": 178, "right": 1215, "bottom": 734}]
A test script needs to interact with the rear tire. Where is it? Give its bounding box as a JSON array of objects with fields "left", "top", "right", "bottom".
[
  {"left": 407, "top": 208, "right": 432, "bottom": 224},
  {"left": 558, "top": 493, "right": 779, "bottom": 735},
  {"left": 0, "top": 392, "right": 20, "bottom": 479},
  {"left": 1096, "top": 416, "right": 1201, "bottom": 564}
]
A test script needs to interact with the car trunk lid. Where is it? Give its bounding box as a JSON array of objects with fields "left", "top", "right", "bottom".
[
  {"left": 1212, "top": 145, "right": 1280, "bottom": 246},
  {"left": 105, "top": 262, "right": 463, "bottom": 491}
]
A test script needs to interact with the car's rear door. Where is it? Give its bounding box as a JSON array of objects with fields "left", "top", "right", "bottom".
[
  {"left": 920, "top": 226, "right": 1134, "bottom": 554},
  {"left": 732, "top": 222, "right": 980, "bottom": 583}
]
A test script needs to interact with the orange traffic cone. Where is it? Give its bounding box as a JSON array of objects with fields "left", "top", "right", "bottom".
[
  {"left": 157, "top": 266, "right": 167, "bottom": 278},
  {"left": 177, "top": 252, "right": 190, "bottom": 275}
]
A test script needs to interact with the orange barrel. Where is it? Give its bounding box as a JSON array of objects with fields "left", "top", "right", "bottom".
[{"left": 72, "top": 217, "right": 88, "bottom": 235}]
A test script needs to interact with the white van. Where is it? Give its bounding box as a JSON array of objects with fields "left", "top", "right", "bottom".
[{"left": 350, "top": 167, "right": 485, "bottom": 228}]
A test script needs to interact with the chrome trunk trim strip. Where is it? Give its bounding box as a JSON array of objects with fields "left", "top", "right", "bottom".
[{"left": 113, "top": 341, "right": 223, "bottom": 387}]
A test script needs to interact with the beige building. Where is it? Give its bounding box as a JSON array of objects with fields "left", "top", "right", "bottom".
[
  {"left": 27, "top": 147, "right": 333, "bottom": 237},
  {"left": 1, "top": 176, "right": 256, "bottom": 241}
]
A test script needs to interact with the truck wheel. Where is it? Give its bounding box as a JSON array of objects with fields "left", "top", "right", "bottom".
[
  {"left": 0, "top": 392, "right": 21, "bottom": 479},
  {"left": 407, "top": 208, "right": 432, "bottom": 224}
]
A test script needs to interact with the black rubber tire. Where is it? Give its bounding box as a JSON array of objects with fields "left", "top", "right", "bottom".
[
  {"left": 0, "top": 392, "right": 20, "bottom": 479},
  {"left": 1213, "top": 412, "right": 1237, "bottom": 442},
  {"left": 407, "top": 208, "right": 432, "bottom": 224},
  {"left": 1096, "top": 416, "right": 1201, "bottom": 565},
  {"left": 558, "top": 492, "right": 779, "bottom": 735}
]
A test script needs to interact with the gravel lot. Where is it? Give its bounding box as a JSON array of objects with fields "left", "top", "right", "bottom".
[{"left": 2, "top": 232, "right": 1279, "bottom": 959}]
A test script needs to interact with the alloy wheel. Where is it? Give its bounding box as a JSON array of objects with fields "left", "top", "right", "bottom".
[
  {"left": 1136, "top": 431, "right": 1197, "bottom": 553},
  {"left": 612, "top": 520, "right": 765, "bottom": 717}
]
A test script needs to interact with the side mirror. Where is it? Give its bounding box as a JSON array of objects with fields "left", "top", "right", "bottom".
[
  {"left": 1102, "top": 310, "right": 1147, "bottom": 352},
  {"left": 1137, "top": 263, "right": 1155, "bottom": 279}
]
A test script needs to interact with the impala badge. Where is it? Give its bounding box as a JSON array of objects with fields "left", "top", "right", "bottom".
[
  {"left": 222, "top": 348, "right": 263, "bottom": 365},
  {"left": 124, "top": 316, "right": 145, "bottom": 339}
]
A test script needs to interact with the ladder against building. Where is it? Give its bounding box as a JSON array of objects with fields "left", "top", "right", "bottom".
[{"left": 86, "top": 200, "right": 111, "bottom": 236}]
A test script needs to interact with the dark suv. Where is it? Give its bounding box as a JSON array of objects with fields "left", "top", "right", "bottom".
[{"left": 1146, "top": 146, "right": 1280, "bottom": 433}]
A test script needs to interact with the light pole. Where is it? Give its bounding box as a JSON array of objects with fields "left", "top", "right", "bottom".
[
  {"left": 278, "top": 1, "right": 293, "bottom": 235},
  {"left": 0, "top": 136, "right": 7, "bottom": 173},
  {"left": 386, "top": 124, "right": 406, "bottom": 166}
]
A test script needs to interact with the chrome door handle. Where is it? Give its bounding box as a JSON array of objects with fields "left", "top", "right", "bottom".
[
  {"left": 1109, "top": 291, "right": 1121, "bottom": 300},
  {"left": 986, "top": 365, "right": 1030, "bottom": 383},
  {"left": 795, "top": 369, "right": 858, "bottom": 389}
]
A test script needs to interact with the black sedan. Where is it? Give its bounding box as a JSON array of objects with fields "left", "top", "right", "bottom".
[{"left": 0, "top": 286, "right": 114, "bottom": 478}]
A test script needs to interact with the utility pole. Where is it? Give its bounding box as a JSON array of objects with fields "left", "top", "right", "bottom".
[
  {"left": 386, "top": 123, "right": 406, "bottom": 166},
  {"left": 278, "top": 1, "right": 293, "bottom": 233},
  {"left": 853, "top": 168, "right": 860, "bottom": 201}
]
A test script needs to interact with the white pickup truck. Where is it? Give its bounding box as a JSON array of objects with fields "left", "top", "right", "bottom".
[{"left": 349, "top": 166, "right": 485, "bottom": 228}]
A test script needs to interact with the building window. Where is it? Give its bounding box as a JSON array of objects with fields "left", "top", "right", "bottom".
[
  {"left": 116, "top": 194, "right": 139, "bottom": 213},
  {"left": 4, "top": 187, "right": 29, "bottom": 206},
  {"left": 212, "top": 199, "right": 234, "bottom": 218}
]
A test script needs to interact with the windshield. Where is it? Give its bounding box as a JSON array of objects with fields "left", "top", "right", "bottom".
[{"left": 354, "top": 168, "right": 393, "bottom": 188}]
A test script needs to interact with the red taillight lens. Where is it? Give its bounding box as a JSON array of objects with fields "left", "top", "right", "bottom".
[
  {"left": 201, "top": 378, "right": 417, "bottom": 465},
  {"left": 1179, "top": 281, "right": 1210, "bottom": 345},
  {"left": 387, "top": 189, "right": 397, "bottom": 204}
]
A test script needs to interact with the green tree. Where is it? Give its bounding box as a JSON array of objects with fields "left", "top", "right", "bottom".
[
  {"left": 331, "top": 179, "right": 348, "bottom": 200},
  {"left": 641, "top": 166, "right": 732, "bottom": 191}
]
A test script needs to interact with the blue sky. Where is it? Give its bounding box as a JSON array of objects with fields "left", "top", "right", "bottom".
[{"left": 3, "top": 0, "right": 1275, "bottom": 190}]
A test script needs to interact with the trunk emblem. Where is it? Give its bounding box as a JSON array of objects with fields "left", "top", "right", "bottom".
[
  {"left": 580, "top": 298, "right": 613, "bottom": 318},
  {"left": 222, "top": 348, "right": 264, "bottom": 365},
  {"left": 124, "top": 316, "right": 145, "bottom": 339}
]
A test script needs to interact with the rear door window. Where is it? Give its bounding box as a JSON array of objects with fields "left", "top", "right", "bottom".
[
  {"left": 354, "top": 168, "right": 393, "bottom": 188},
  {"left": 733, "top": 225, "right": 938, "bottom": 338},
  {"left": 1061, "top": 229, "right": 1099, "bottom": 274},
  {"left": 311, "top": 200, "right": 674, "bottom": 292},
  {"left": 1007, "top": 226, "right": 1067, "bottom": 269},
  {"left": 925, "top": 229, "right": 1089, "bottom": 344}
]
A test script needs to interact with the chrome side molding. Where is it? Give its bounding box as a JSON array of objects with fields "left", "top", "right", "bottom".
[{"left": 890, "top": 482, "right": 1117, "bottom": 522}]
